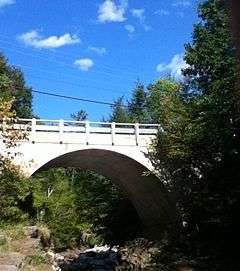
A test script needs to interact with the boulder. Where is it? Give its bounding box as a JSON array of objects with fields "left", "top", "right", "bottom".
[{"left": 24, "top": 226, "right": 39, "bottom": 238}]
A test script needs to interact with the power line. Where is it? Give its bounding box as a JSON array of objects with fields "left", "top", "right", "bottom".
[
  {"left": 26, "top": 73, "right": 127, "bottom": 95},
  {"left": 0, "top": 42, "right": 139, "bottom": 83},
  {"left": 31, "top": 89, "right": 127, "bottom": 107},
  {"left": 18, "top": 66, "right": 130, "bottom": 95},
  {"left": 2, "top": 83, "right": 128, "bottom": 107},
  {"left": 0, "top": 35, "right": 146, "bottom": 77},
  {"left": 13, "top": 62, "right": 132, "bottom": 94}
]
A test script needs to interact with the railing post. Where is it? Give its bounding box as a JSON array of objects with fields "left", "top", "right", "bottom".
[
  {"left": 31, "top": 118, "right": 36, "bottom": 143},
  {"left": 59, "top": 119, "right": 64, "bottom": 144},
  {"left": 85, "top": 121, "right": 90, "bottom": 145},
  {"left": 111, "top": 122, "right": 115, "bottom": 145},
  {"left": 135, "top": 123, "right": 139, "bottom": 146}
]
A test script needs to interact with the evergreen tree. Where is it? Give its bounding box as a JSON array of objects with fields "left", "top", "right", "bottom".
[
  {"left": 128, "top": 83, "right": 149, "bottom": 123},
  {"left": 71, "top": 110, "right": 88, "bottom": 121},
  {"left": 108, "top": 96, "right": 128, "bottom": 123}
]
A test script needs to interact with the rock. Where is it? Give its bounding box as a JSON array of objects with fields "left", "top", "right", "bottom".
[
  {"left": 24, "top": 226, "right": 39, "bottom": 238},
  {"left": 38, "top": 226, "right": 51, "bottom": 249},
  {"left": 91, "top": 258, "right": 107, "bottom": 266},
  {"left": 46, "top": 250, "right": 55, "bottom": 260},
  {"left": 55, "top": 253, "right": 64, "bottom": 261},
  {"left": 85, "top": 245, "right": 118, "bottom": 253},
  {"left": 56, "top": 246, "right": 120, "bottom": 271},
  {"left": 0, "top": 265, "right": 19, "bottom": 271}
]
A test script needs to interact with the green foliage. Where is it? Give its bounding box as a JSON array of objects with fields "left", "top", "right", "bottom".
[
  {"left": 1, "top": 224, "right": 27, "bottom": 240},
  {"left": 32, "top": 167, "right": 142, "bottom": 249},
  {"left": 33, "top": 168, "right": 81, "bottom": 250},
  {"left": 71, "top": 109, "right": 88, "bottom": 121},
  {"left": 183, "top": 0, "right": 237, "bottom": 167},
  {"left": 184, "top": 0, "right": 236, "bottom": 95},
  {"left": 147, "top": 78, "right": 191, "bottom": 161},
  {"left": 0, "top": 53, "right": 33, "bottom": 118},
  {"left": 150, "top": 0, "right": 240, "bottom": 266},
  {"left": 128, "top": 82, "right": 149, "bottom": 123},
  {"left": 0, "top": 237, "right": 7, "bottom": 247},
  {"left": 0, "top": 53, "right": 33, "bottom": 227},
  {"left": 0, "top": 165, "right": 32, "bottom": 224},
  {"left": 108, "top": 83, "right": 150, "bottom": 123},
  {"left": 0, "top": 238, "right": 8, "bottom": 252},
  {"left": 24, "top": 254, "right": 48, "bottom": 266},
  {"left": 108, "top": 96, "right": 129, "bottom": 123}
]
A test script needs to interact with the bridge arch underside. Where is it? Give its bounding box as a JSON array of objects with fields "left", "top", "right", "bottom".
[{"left": 33, "top": 148, "right": 176, "bottom": 240}]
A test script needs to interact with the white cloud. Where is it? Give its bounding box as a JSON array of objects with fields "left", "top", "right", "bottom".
[
  {"left": 74, "top": 58, "right": 94, "bottom": 71},
  {"left": 156, "top": 54, "right": 187, "bottom": 78},
  {"left": 172, "top": 1, "right": 191, "bottom": 7},
  {"left": 131, "top": 8, "right": 151, "bottom": 31},
  {"left": 0, "top": 0, "right": 15, "bottom": 8},
  {"left": 87, "top": 46, "right": 107, "bottom": 55},
  {"left": 19, "top": 30, "right": 80, "bottom": 49},
  {"left": 125, "top": 24, "right": 135, "bottom": 34},
  {"left": 131, "top": 8, "right": 145, "bottom": 20},
  {"left": 154, "top": 9, "right": 170, "bottom": 16},
  {"left": 98, "top": 0, "right": 127, "bottom": 23}
]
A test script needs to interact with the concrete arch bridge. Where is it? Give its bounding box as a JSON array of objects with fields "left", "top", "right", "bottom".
[{"left": 1, "top": 119, "right": 178, "bottom": 240}]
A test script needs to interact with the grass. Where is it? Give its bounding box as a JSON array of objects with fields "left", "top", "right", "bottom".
[
  {"left": 0, "top": 223, "right": 27, "bottom": 241},
  {"left": 0, "top": 238, "right": 9, "bottom": 252},
  {"left": 23, "top": 252, "right": 52, "bottom": 271},
  {"left": 24, "top": 254, "right": 48, "bottom": 265}
]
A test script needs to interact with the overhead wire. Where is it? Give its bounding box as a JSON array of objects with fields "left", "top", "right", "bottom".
[
  {"left": 1, "top": 46, "right": 137, "bottom": 95},
  {"left": 0, "top": 35, "right": 146, "bottom": 109},
  {"left": 31, "top": 89, "right": 119, "bottom": 106},
  {"left": 0, "top": 35, "right": 146, "bottom": 77},
  {"left": 26, "top": 73, "right": 127, "bottom": 95},
  {"left": 6, "top": 85, "right": 128, "bottom": 108},
  {"left": 0, "top": 41, "right": 141, "bottom": 83},
  {"left": 15, "top": 63, "right": 130, "bottom": 95}
]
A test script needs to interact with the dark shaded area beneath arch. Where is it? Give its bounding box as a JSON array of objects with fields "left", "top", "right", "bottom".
[{"left": 35, "top": 148, "right": 179, "bottom": 240}]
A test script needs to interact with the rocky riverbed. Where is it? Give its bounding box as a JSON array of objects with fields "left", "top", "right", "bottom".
[
  {"left": 1, "top": 226, "right": 205, "bottom": 271},
  {"left": 50, "top": 239, "right": 174, "bottom": 271},
  {"left": 1, "top": 225, "right": 170, "bottom": 271},
  {"left": 50, "top": 246, "right": 120, "bottom": 271}
]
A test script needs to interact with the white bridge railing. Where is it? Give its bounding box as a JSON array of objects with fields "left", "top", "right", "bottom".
[{"left": 9, "top": 119, "right": 161, "bottom": 146}]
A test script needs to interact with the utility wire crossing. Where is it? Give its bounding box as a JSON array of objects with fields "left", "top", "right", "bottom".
[{"left": 31, "top": 90, "right": 126, "bottom": 107}]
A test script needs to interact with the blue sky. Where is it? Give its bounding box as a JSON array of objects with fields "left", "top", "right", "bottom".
[{"left": 0, "top": 0, "right": 198, "bottom": 121}]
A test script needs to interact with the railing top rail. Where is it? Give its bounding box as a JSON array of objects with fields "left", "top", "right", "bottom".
[{"left": 17, "top": 118, "right": 161, "bottom": 127}]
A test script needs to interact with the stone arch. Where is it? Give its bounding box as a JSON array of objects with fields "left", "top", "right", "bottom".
[{"left": 32, "top": 148, "right": 177, "bottom": 240}]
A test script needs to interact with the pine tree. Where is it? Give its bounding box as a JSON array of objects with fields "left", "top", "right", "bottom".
[
  {"left": 108, "top": 96, "right": 128, "bottom": 123},
  {"left": 128, "top": 83, "right": 149, "bottom": 123}
]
